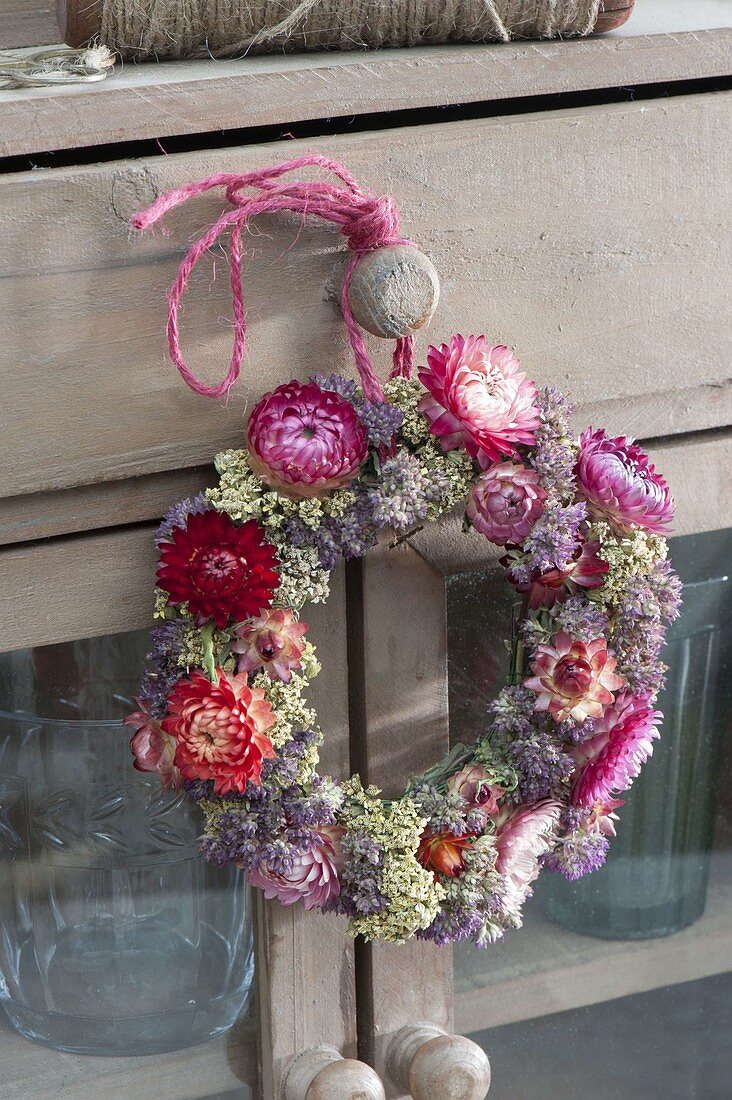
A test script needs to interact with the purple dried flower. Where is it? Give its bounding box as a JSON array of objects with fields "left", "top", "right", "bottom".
[
  {"left": 358, "top": 400, "right": 404, "bottom": 446},
  {"left": 544, "top": 829, "right": 610, "bottom": 880},
  {"left": 368, "top": 451, "right": 430, "bottom": 530},
  {"left": 311, "top": 373, "right": 359, "bottom": 402},
  {"left": 531, "top": 387, "right": 578, "bottom": 501},
  {"left": 156, "top": 492, "right": 209, "bottom": 545}
]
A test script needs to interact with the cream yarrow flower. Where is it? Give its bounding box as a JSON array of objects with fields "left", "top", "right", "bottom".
[{"left": 341, "top": 779, "right": 445, "bottom": 943}]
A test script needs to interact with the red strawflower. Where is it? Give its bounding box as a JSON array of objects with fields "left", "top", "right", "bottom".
[
  {"left": 417, "top": 829, "right": 474, "bottom": 878},
  {"left": 162, "top": 668, "right": 276, "bottom": 795},
  {"left": 157, "top": 511, "right": 279, "bottom": 629},
  {"left": 502, "top": 538, "right": 608, "bottom": 610}
]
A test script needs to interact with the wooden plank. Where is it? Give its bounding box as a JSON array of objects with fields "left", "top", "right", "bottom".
[
  {"left": 1, "top": 94, "right": 730, "bottom": 502},
  {"left": 0, "top": 1013, "right": 257, "bottom": 1099},
  {"left": 454, "top": 853, "right": 732, "bottom": 1033},
  {"left": 1, "top": 11, "right": 731, "bottom": 158},
  {"left": 0, "top": 466, "right": 210, "bottom": 545},
  {"left": 0, "top": 2, "right": 57, "bottom": 50},
  {"left": 354, "top": 543, "right": 453, "bottom": 1099},
  {"left": 409, "top": 430, "right": 732, "bottom": 576}
]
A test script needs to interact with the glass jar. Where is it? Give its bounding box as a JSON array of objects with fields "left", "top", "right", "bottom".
[{"left": 0, "top": 631, "right": 254, "bottom": 1056}]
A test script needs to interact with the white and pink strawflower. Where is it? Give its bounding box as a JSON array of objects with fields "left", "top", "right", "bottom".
[
  {"left": 495, "top": 800, "right": 562, "bottom": 914},
  {"left": 525, "top": 632, "right": 624, "bottom": 723},
  {"left": 418, "top": 335, "right": 540, "bottom": 467},
  {"left": 575, "top": 427, "right": 675, "bottom": 534},
  {"left": 125, "top": 700, "right": 181, "bottom": 791},
  {"left": 466, "top": 461, "right": 546, "bottom": 546},
  {"left": 247, "top": 380, "right": 368, "bottom": 499},
  {"left": 571, "top": 691, "right": 662, "bottom": 807},
  {"left": 233, "top": 608, "right": 308, "bottom": 683},
  {"left": 247, "top": 826, "right": 345, "bottom": 911}
]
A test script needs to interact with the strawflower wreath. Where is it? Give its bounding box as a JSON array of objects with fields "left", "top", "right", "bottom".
[{"left": 126, "top": 159, "right": 681, "bottom": 947}]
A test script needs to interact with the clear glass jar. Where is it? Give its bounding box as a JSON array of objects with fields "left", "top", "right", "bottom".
[{"left": 0, "top": 631, "right": 254, "bottom": 1056}]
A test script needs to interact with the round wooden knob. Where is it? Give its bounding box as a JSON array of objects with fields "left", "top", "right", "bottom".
[
  {"left": 283, "top": 1044, "right": 385, "bottom": 1100},
  {"left": 388, "top": 1024, "right": 491, "bottom": 1100},
  {"left": 346, "top": 245, "right": 440, "bottom": 339},
  {"left": 308, "top": 1058, "right": 386, "bottom": 1099}
]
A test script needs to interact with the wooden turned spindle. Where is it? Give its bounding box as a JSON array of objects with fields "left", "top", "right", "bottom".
[
  {"left": 345, "top": 245, "right": 440, "bottom": 339},
  {"left": 387, "top": 1024, "right": 491, "bottom": 1100},
  {"left": 283, "top": 1044, "right": 386, "bottom": 1100}
]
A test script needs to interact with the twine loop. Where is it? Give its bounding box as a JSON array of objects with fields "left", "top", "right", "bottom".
[{"left": 131, "top": 156, "right": 416, "bottom": 402}]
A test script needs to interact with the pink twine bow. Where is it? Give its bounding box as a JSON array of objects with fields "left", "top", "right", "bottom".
[{"left": 131, "top": 155, "right": 416, "bottom": 402}]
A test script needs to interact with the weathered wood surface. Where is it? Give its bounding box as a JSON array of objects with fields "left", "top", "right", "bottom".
[
  {"left": 353, "top": 543, "right": 454, "bottom": 1098},
  {"left": 0, "top": 466, "right": 210, "bottom": 545},
  {"left": 0, "top": 1010, "right": 257, "bottom": 1099},
  {"left": 2, "top": 9, "right": 732, "bottom": 157},
  {"left": 0, "top": 2, "right": 57, "bottom": 50},
  {"left": 409, "top": 430, "right": 732, "bottom": 577},
  {"left": 0, "top": 94, "right": 730, "bottom": 503}
]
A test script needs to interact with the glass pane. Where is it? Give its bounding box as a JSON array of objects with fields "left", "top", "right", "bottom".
[
  {"left": 448, "top": 529, "right": 732, "bottom": 1099},
  {"left": 0, "top": 630, "right": 256, "bottom": 1098}
]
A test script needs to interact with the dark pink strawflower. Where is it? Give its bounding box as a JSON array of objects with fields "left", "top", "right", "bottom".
[
  {"left": 571, "top": 691, "right": 662, "bottom": 807},
  {"left": 525, "top": 632, "right": 624, "bottom": 723},
  {"left": 247, "top": 380, "right": 368, "bottom": 499},
  {"left": 575, "top": 428, "right": 675, "bottom": 534},
  {"left": 247, "top": 825, "right": 344, "bottom": 910},
  {"left": 125, "top": 699, "right": 181, "bottom": 791},
  {"left": 503, "top": 538, "right": 608, "bottom": 610},
  {"left": 418, "top": 335, "right": 540, "bottom": 467},
  {"left": 467, "top": 461, "right": 546, "bottom": 546}
]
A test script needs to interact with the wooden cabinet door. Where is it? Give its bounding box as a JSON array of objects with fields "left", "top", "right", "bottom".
[{"left": 353, "top": 434, "right": 732, "bottom": 1098}]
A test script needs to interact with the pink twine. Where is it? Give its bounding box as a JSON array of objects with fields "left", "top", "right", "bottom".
[{"left": 131, "top": 155, "right": 417, "bottom": 402}]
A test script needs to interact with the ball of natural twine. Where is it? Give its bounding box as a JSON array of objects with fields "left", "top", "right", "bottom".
[{"left": 100, "top": 0, "right": 601, "bottom": 61}]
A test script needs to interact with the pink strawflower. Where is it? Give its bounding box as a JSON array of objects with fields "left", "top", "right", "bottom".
[
  {"left": 232, "top": 608, "right": 308, "bottom": 683},
  {"left": 418, "top": 335, "right": 540, "bottom": 467},
  {"left": 447, "top": 765, "right": 504, "bottom": 817},
  {"left": 466, "top": 461, "right": 546, "bottom": 545},
  {"left": 572, "top": 691, "right": 662, "bottom": 807},
  {"left": 504, "top": 538, "right": 608, "bottom": 610},
  {"left": 247, "top": 825, "right": 345, "bottom": 910},
  {"left": 575, "top": 428, "right": 675, "bottom": 534},
  {"left": 246, "top": 380, "right": 368, "bottom": 499},
  {"left": 495, "top": 800, "right": 562, "bottom": 913},
  {"left": 162, "top": 668, "right": 276, "bottom": 795},
  {"left": 584, "top": 797, "right": 624, "bottom": 837},
  {"left": 525, "top": 632, "right": 624, "bottom": 723},
  {"left": 125, "top": 700, "right": 181, "bottom": 791}
]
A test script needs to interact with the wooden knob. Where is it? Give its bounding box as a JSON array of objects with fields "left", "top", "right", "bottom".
[
  {"left": 387, "top": 1024, "right": 491, "bottom": 1100},
  {"left": 345, "top": 245, "right": 440, "bottom": 339},
  {"left": 283, "top": 1044, "right": 385, "bottom": 1100}
]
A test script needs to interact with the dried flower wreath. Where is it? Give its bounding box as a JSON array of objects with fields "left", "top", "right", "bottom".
[{"left": 126, "top": 159, "right": 681, "bottom": 947}]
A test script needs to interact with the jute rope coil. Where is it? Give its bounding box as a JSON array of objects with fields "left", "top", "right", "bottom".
[{"left": 100, "top": 0, "right": 601, "bottom": 60}]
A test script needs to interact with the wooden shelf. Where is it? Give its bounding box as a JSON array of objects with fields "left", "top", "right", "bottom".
[
  {"left": 1, "top": 1, "right": 731, "bottom": 159},
  {"left": 0, "top": 1011, "right": 257, "bottom": 1100},
  {"left": 455, "top": 852, "right": 732, "bottom": 1034}
]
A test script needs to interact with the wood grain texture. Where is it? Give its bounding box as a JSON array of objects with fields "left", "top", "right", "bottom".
[
  {"left": 408, "top": 431, "right": 732, "bottom": 577},
  {"left": 355, "top": 543, "right": 454, "bottom": 1098},
  {"left": 2, "top": 16, "right": 732, "bottom": 157},
  {"left": 0, "top": 94, "right": 730, "bottom": 504},
  {"left": 0, "top": 466, "right": 210, "bottom": 545},
  {"left": 0, "top": 2, "right": 57, "bottom": 49}
]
